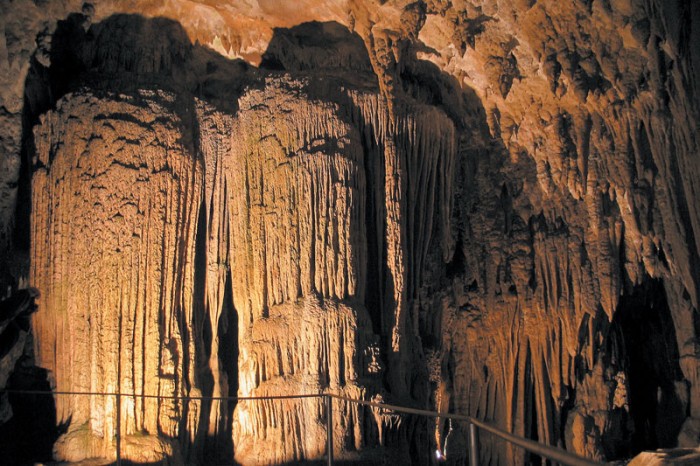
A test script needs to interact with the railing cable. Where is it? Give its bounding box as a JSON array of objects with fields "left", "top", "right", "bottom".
[{"left": 5, "top": 389, "right": 601, "bottom": 466}]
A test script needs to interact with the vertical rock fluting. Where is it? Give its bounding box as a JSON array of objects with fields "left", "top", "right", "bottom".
[
  {"left": 348, "top": 91, "right": 457, "bottom": 399},
  {"left": 194, "top": 100, "right": 235, "bottom": 449},
  {"left": 31, "top": 90, "right": 203, "bottom": 462},
  {"left": 220, "top": 77, "right": 373, "bottom": 463},
  {"left": 5, "top": 2, "right": 698, "bottom": 464},
  {"left": 192, "top": 47, "right": 459, "bottom": 461},
  {"left": 410, "top": 0, "right": 700, "bottom": 462}
]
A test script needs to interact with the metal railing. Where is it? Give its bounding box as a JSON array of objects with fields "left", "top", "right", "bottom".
[
  {"left": 5, "top": 389, "right": 601, "bottom": 466},
  {"left": 329, "top": 393, "right": 601, "bottom": 466}
]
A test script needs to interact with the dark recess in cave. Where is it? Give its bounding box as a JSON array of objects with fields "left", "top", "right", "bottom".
[
  {"left": 0, "top": 364, "right": 61, "bottom": 465},
  {"left": 195, "top": 199, "right": 213, "bottom": 375},
  {"left": 215, "top": 272, "right": 239, "bottom": 463},
  {"left": 524, "top": 344, "right": 544, "bottom": 466},
  {"left": 363, "top": 128, "right": 387, "bottom": 336},
  {"left": 611, "top": 278, "right": 685, "bottom": 456},
  {"left": 446, "top": 234, "right": 466, "bottom": 279},
  {"left": 190, "top": 197, "right": 214, "bottom": 462},
  {"left": 260, "top": 21, "right": 373, "bottom": 74}
]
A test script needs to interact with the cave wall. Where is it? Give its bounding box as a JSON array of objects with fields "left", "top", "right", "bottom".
[
  {"left": 0, "top": 1, "right": 698, "bottom": 465},
  {"left": 412, "top": 1, "right": 700, "bottom": 462}
]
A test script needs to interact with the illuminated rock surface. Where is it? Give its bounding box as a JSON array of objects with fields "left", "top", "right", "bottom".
[
  {"left": 32, "top": 88, "right": 203, "bottom": 462},
  {"left": 0, "top": 1, "right": 698, "bottom": 464}
]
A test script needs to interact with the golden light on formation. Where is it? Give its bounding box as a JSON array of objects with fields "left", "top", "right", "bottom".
[{"left": 0, "top": 1, "right": 698, "bottom": 465}]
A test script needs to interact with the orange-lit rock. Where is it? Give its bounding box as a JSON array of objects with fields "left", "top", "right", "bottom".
[
  {"left": 0, "top": 0, "right": 697, "bottom": 464},
  {"left": 31, "top": 89, "right": 203, "bottom": 462},
  {"left": 214, "top": 76, "right": 374, "bottom": 463}
]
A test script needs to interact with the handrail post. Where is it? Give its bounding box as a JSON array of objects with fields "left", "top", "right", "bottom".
[
  {"left": 326, "top": 394, "right": 333, "bottom": 466},
  {"left": 468, "top": 421, "right": 479, "bottom": 466},
  {"left": 116, "top": 392, "right": 122, "bottom": 466}
]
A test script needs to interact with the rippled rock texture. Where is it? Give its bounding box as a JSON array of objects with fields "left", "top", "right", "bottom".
[{"left": 0, "top": 1, "right": 698, "bottom": 465}]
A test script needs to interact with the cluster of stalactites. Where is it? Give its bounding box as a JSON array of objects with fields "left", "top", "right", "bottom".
[{"left": 30, "top": 90, "right": 202, "bottom": 462}]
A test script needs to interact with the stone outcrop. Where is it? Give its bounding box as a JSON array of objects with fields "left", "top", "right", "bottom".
[{"left": 0, "top": 1, "right": 698, "bottom": 465}]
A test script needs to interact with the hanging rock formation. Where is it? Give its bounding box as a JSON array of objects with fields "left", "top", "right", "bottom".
[
  {"left": 19, "top": 14, "right": 462, "bottom": 464},
  {"left": 0, "top": 1, "right": 698, "bottom": 465},
  {"left": 31, "top": 88, "right": 203, "bottom": 462}
]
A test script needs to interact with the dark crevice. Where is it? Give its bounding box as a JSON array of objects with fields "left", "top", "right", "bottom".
[
  {"left": 611, "top": 278, "right": 685, "bottom": 455},
  {"left": 189, "top": 197, "right": 212, "bottom": 463},
  {"left": 446, "top": 233, "right": 466, "bottom": 278},
  {"left": 0, "top": 364, "right": 61, "bottom": 464},
  {"left": 213, "top": 272, "right": 238, "bottom": 463},
  {"left": 357, "top": 110, "right": 385, "bottom": 337},
  {"left": 524, "top": 344, "right": 543, "bottom": 466},
  {"left": 14, "top": 55, "right": 52, "bottom": 252}
]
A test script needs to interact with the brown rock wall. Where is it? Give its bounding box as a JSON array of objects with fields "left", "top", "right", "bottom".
[{"left": 0, "top": 1, "right": 696, "bottom": 464}]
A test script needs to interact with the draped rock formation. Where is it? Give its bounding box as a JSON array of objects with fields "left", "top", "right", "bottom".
[
  {"left": 0, "top": 1, "right": 698, "bottom": 465},
  {"left": 31, "top": 89, "right": 203, "bottom": 462}
]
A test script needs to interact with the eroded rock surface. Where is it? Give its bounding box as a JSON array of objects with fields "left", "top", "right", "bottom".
[
  {"left": 31, "top": 89, "right": 202, "bottom": 462},
  {"left": 0, "top": 1, "right": 698, "bottom": 465}
]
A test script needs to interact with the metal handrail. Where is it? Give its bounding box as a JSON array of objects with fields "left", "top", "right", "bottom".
[
  {"left": 5, "top": 389, "right": 602, "bottom": 466},
  {"left": 329, "top": 393, "right": 600, "bottom": 466}
]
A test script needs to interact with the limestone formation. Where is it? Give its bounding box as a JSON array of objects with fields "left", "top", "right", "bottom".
[
  {"left": 0, "top": 1, "right": 698, "bottom": 465},
  {"left": 31, "top": 89, "right": 203, "bottom": 462}
]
